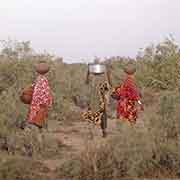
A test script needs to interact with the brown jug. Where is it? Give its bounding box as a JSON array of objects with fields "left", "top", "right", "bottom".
[
  {"left": 20, "top": 85, "right": 34, "bottom": 104},
  {"left": 35, "top": 62, "right": 50, "bottom": 75}
]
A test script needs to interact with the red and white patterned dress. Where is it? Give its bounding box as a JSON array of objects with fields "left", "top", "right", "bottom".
[{"left": 27, "top": 75, "right": 53, "bottom": 126}]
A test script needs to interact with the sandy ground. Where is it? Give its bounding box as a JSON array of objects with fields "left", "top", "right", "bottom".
[{"left": 42, "top": 111, "right": 146, "bottom": 175}]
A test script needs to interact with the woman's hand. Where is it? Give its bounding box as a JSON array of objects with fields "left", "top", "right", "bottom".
[{"left": 137, "top": 100, "right": 144, "bottom": 111}]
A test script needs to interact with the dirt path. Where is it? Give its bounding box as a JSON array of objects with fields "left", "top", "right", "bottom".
[
  {"left": 42, "top": 118, "right": 116, "bottom": 172},
  {"left": 42, "top": 113, "right": 146, "bottom": 174}
]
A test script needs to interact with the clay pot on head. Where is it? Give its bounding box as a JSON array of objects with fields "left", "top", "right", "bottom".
[
  {"left": 124, "top": 63, "right": 136, "bottom": 75},
  {"left": 35, "top": 62, "right": 50, "bottom": 75}
]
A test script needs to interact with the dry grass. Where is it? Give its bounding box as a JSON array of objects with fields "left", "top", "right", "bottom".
[
  {"left": 1, "top": 38, "right": 180, "bottom": 179},
  {"left": 0, "top": 156, "right": 50, "bottom": 180},
  {"left": 58, "top": 100, "right": 180, "bottom": 179}
]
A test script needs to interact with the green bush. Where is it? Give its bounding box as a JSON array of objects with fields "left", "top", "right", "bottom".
[{"left": 0, "top": 38, "right": 180, "bottom": 179}]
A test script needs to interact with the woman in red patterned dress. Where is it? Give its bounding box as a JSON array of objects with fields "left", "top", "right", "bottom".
[
  {"left": 112, "top": 63, "right": 144, "bottom": 124},
  {"left": 26, "top": 62, "right": 53, "bottom": 129}
]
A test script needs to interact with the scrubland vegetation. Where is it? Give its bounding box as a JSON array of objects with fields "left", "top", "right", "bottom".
[{"left": 0, "top": 37, "right": 180, "bottom": 179}]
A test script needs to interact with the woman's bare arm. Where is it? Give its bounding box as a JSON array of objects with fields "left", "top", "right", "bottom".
[{"left": 85, "top": 65, "right": 90, "bottom": 84}]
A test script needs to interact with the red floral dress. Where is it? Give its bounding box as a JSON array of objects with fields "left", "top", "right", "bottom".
[
  {"left": 114, "top": 75, "right": 142, "bottom": 123},
  {"left": 27, "top": 75, "right": 53, "bottom": 127}
]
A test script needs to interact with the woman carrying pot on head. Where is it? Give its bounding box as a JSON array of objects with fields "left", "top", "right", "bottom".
[
  {"left": 111, "top": 63, "right": 144, "bottom": 125},
  {"left": 21, "top": 61, "right": 53, "bottom": 130}
]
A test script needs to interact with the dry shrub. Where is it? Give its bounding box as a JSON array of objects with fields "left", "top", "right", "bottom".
[
  {"left": 0, "top": 157, "right": 50, "bottom": 180},
  {"left": 58, "top": 142, "right": 117, "bottom": 180},
  {"left": 77, "top": 142, "right": 118, "bottom": 180},
  {"left": 141, "top": 87, "right": 158, "bottom": 106},
  {"left": 0, "top": 128, "right": 64, "bottom": 160},
  {"left": 58, "top": 90, "right": 180, "bottom": 179},
  {"left": 1, "top": 38, "right": 180, "bottom": 179},
  {"left": 58, "top": 127, "right": 180, "bottom": 179},
  {"left": 58, "top": 124, "right": 155, "bottom": 179}
]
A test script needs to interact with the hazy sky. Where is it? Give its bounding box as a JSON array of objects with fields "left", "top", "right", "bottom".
[{"left": 0, "top": 0, "right": 179, "bottom": 63}]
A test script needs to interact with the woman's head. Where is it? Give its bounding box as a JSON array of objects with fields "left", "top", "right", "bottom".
[
  {"left": 35, "top": 61, "right": 50, "bottom": 75},
  {"left": 123, "top": 63, "right": 136, "bottom": 75}
]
